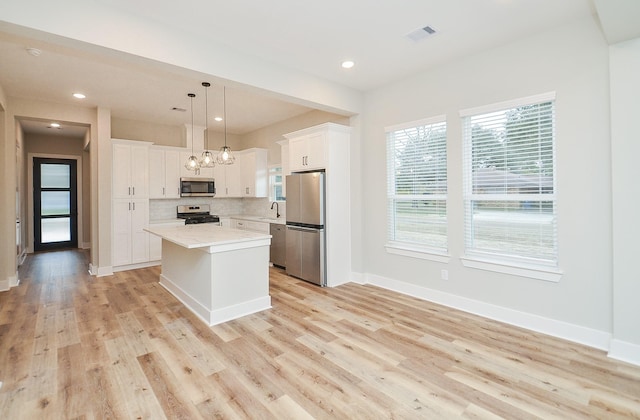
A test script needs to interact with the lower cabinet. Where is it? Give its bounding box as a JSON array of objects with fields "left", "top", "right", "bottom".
[
  {"left": 112, "top": 199, "right": 149, "bottom": 267},
  {"left": 231, "top": 218, "right": 270, "bottom": 233}
]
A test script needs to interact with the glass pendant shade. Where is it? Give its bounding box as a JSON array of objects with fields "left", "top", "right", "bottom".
[
  {"left": 217, "top": 145, "right": 235, "bottom": 165},
  {"left": 200, "top": 150, "right": 215, "bottom": 168},
  {"left": 185, "top": 154, "right": 200, "bottom": 170},
  {"left": 216, "top": 86, "right": 235, "bottom": 165}
]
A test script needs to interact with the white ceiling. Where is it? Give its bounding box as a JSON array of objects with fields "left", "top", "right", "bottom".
[{"left": 0, "top": 0, "right": 636, "bottom": 139}]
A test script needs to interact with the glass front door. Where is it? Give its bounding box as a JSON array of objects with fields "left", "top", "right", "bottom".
[{"left": 33, "top": 158, "right": 78, "bottom": 251}]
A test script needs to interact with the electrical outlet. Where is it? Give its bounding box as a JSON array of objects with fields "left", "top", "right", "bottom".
[{"left": 441, "top": 269, "right": 448, "bottom": 280}]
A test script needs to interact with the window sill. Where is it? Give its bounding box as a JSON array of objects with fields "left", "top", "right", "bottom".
[
  {"left": 385, "top": 243, "right": 450, "bottom": 263},
  {"left": 460, "top": 255, "right": 562, "bottom": 282}
]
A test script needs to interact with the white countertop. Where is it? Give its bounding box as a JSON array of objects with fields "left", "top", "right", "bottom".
[
  {"left": 228, "top": 215, "right": 285, "bottom": 225},
  {"left": 145, "top": 224, "right": 271, "bottom": 250}
]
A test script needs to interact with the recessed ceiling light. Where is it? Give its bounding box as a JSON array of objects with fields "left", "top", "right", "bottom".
[
  {"left": 214, "top": 117, "right": 223, "bottom": 122},
  {"left": 73, "top": 93, "right": 86, "bottom": 99},
  {"left": 49, "top": 123, "right": 61, "bottom": 128},
  {"left": 341, "top": 60, "right": 355, "bottom": 69}
]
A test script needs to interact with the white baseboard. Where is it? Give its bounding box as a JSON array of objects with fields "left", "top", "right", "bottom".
[
  {"left": 362, "top": 272, "right": 612, "bottom": 352},
  {"left": 349, "top": 271, "right": 366, "bottom": 285},
  {"left": 609, "top": 339, "right": 640, "bottom": 366},
  {"left": 89, "top": 265, "right": 114, "bottom": 277},
  {"left": 81, "top": 242, "right": 91, "bottom": 250},
  {"left": 0, "top": 272, "right": 20, "bottom": 292},
  {"left": 112, "top": 261, "right": 159, "bottom": 273},
  {"left": 160, "top": 274, "right": 272, "bottom": 326}
]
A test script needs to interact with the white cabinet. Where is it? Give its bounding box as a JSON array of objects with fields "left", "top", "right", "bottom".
[
  {"left": 149, "top": 147, "right": 181, "bottom": 199},
  {"left": 284, "top": 123, "right": 352, "bottom": 287},
  {"left": 238, "top": 148, "right": 268, "bottom": 197},
  {"left": 213, "top": 164, "right": 242, "bottom": 197},
  {"left": 112, "top": 140, "right": 150, "bottom": 198},
  {"left": 232, "top": 218, "right": 270, "bottom": 233},
  {"left": 179, "top": 151, "right": 215, "bottom": 179},
  {"left": 288, "top": 131, "right": 326, "bottom": 172},
  {"left": 213, "top": 148, "right": 267, "bottom": 198},
  {"left": 112, "top": 199, "right": 149, "bottom": 267},
  {"left": 219, "top": 217, "right": 232, "bottom": 228}
]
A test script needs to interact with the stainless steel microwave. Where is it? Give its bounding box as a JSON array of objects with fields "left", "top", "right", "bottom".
[{"left": 180, "top": 177, "right": 215, "bottom": 197}]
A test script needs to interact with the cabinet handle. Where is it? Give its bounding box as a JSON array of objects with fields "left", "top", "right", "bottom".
[
  {"left": 246, "top": 187, "right": 250, "bottom": 194},
  {"left": 128, "top": 187, "right": 131, "bottom": 195},
  {"left": 162, "top": 187, "right": 165, "bottom": 195},
  {"left": 132, "top": 187, "right": 135, "bottom": 195},
  {"left": 133, "top": 202, "right": 136, "bottom": 211},
  {"left": 128, "top": 202, "right": 131, "bottom": 211}
]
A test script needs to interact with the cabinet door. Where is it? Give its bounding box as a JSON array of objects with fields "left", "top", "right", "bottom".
[
  {"left": 305, "top": 132, "right": 326, "bottom": 170},
  {"left": 130, "top": 145, "right": 149, "bottom": 198},
  {"left": 130, "top": 199, "right": 149, "bottom": 264},
  {"left": 164, "top": 150, "right": 181, "bottom": 198},
  {"left": 113, "top": 144, "right": 132, "bottom": 198},
  {"left": 148, "top": 149, "right": 165, "bottom": 199},
  {"left": 213, "top": 165, "right": 228, "bottom": 197},
  {"left": 226, "top": 163, "right": 242, "bottom": 197},
  {"left": 289, "top": 137, "right": 308, "bottom": 172},
  {"left": 112, "top": 199, "right": 132, "bottom": 266},
  {"left": 241, "top": 152, "right": 256, "bottom": 196},
  {"left": 149, "top": 234, "right": 162, "bottom": 261}
]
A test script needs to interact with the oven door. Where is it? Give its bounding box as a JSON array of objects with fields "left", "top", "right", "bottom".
[{"left": 180, "top": 177, "right": 215, "bottom": 197}]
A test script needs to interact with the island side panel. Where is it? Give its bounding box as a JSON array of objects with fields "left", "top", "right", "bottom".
[
  {"left": 159, "top": 239, "right": 213, "bottom": 324},
  {"left": 209, "top": 245, "right": 272, "bottom": 325}
]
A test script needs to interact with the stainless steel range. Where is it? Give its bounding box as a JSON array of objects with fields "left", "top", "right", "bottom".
[{"left": 176, "top": 204, "right": 220, "bottom": 225}]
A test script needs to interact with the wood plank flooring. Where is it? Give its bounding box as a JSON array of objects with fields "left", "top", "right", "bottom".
[{"left": 1, "top": 249, "right": 639, "bottom": 418}]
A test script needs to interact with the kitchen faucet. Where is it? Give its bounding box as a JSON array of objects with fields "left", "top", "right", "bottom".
[{"left": 270, "top": 201, "right": 280, "bottom": 218}]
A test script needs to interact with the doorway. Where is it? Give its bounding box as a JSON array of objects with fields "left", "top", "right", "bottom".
[{"left": 33, "top": 158, "right": 78, "bottom": 251}]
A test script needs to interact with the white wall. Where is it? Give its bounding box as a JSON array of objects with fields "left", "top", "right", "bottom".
[
  {"left": 360, "top": 17, "right": 613, "bottom": 345},
  {"left": 609, "top": 37, "right": 640, "bottom": 364}
]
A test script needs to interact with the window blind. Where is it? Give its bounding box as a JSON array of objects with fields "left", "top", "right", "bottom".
[
  {"left": 386, "top": 117, "right": 447, "bottom": 252},
  {"left": 462, "top": 96, "right": 557, "bottom": 266}
]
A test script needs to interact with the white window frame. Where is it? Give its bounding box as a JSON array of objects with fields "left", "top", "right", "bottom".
[
  {"left": 460, "top": 92, "right": 562, "bottom": 282},
  {"left": 268, "top": 165, "right": 285, "bottom": 202},
  {"left": 385, "top": 115, "right": 449, "bottom": 262}
]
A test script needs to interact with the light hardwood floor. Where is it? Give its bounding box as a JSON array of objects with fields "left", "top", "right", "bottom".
[{"left": 1, "top": 249, "right": 639, "bottom": 419}]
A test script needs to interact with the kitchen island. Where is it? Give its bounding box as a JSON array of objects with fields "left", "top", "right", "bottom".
[{"left": 144, "top": 224, "right": 272, "bottom": 326}]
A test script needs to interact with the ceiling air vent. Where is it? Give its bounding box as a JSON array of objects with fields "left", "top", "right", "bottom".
[{"left": 406, "top": 25, "right": 437, "bottom": 42}]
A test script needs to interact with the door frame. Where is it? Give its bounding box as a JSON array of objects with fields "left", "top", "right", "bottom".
[{"left": 27, "top": 153, "right": 84, "bottom": 254}]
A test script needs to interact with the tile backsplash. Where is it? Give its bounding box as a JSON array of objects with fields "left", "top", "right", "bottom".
[{"left": 149, "top": 197, "right": 285, "bottom": 221}]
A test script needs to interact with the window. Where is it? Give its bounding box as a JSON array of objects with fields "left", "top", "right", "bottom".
[
  {"left": 269, "top": 166, "right": 285, "bottom": 201},
  {"left": 461, "top": 93, "right": 557, "bottom": 269},
  {"left": 386, "top": 116, "right": 447, "bottom": 255}
]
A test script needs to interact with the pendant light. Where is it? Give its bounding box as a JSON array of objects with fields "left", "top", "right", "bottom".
[
  {"left": 184, "top": 93, "right": 201, "bottom": 172},
  {"left": 199, "top": 82, "right": 215, "bottom": 168},
  {"left": 216, "top": 86, "right": 235, "bottom": 165}
]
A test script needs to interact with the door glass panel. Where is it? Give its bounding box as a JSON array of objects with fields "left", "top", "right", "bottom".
[
  {"left": 41, "top": 191, "right": 70, "bottom": 215},
  {"left": 41, "top": 164, "right": 70, "bottom": 188},
  {"left": 41, "top": 218, "right": 71, "bottom": 243}
]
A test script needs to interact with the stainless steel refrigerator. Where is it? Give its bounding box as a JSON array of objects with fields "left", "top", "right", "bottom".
[{"left": 286, "top": 171, "right": 326, "bottom": 286}]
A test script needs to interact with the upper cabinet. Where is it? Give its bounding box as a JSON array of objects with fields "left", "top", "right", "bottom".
[
  {"left": 149, "top": 146, "right": 181, "bottom": 199},
  {"left": 112, "top": 139, "right": 150, "bottom": 199},
  {"left": 288, "top": 131, "right": 327, "bottom": 172},
  {"left": 239, "top": 148, "right": 268, "bottom": 197},
  {"left": 215, "top": 148, "right": 268, "bottom": 198}
]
